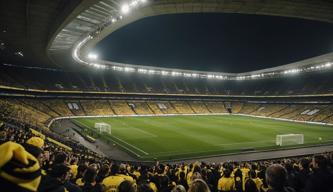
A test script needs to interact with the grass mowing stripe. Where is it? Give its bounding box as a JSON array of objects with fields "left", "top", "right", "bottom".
[{"left": 72, "top": 115, "right": 333, "bottom": 160}]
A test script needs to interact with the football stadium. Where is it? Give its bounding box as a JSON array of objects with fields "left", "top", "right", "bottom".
[{"left": 1, "top": 0, "right": 333, "bottom": 192}]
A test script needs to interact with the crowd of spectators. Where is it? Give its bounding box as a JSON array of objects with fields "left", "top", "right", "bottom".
[{"left": 0, "top": 121, "right": 333, "bottom": 192}]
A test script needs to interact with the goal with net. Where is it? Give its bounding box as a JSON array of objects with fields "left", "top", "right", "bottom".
[
  {"left": 276, "top": 134, "right": 304, "bottom": 146},
  {"left": 95, "top": 123, "right": 111, "bottom": 135}
]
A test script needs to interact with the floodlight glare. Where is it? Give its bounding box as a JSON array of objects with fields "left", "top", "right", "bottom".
[
  {"left": 87, "top": 53, "right": 98, "bottom": 60},
  {"left": 325, "top": 62, "right": 332, "bottom": 68},
  {"left": 161, "top": 71, "right": 169, "bottom": 76},
  {"left": 130, "top": 0, "right": 138, "bottom": 7},
  {"left": 138, "top": 68, "right": 148, "bottom": 73},
  {"left": 91, "top": 63, "right": 106, "bottom": 69},
  {"left": 111, "top": 18, "right": 117, "bottom": 23},
  {"left": 171, "top": 71, "right": 181, "bottom": 76},
  {"left": 121, "top": 4, "right": 130, "bottom": 14},
  {"left": 124, "top": 67, "right": 135, "bottom": 72},
  {"left": 207, "top": 74, "right": 214, "bottom": 79}
]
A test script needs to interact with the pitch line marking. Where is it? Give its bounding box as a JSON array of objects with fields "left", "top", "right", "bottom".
[
  {"left": 109, "top": 137, "right": 142, "bottom": 157},
  {"left": 111, "top": 135, "right": 149, "bottom": 155},
  {"left": 215, "top": 140, "right": 275, "bottom": 146}
]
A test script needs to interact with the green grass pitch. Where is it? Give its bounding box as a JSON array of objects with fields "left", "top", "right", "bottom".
[{"left": 73, "top": 115, "right": 333, "bottom": 161}]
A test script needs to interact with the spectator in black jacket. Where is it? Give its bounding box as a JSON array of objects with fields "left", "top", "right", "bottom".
[
  {"left": 305, "top": 155, "right": 333, "bottom": 192},
  {"left": 39, "top": 163, "right": 71, "bottom": 192},
  {"left": 81, "top": 166, "right": 103, "bottom": 192},
  {"left": 265, "top": 164, "right": 295, "bottom": 192},
  {"left": 293, "top": 158, "right": 311, "bottom": 192}
]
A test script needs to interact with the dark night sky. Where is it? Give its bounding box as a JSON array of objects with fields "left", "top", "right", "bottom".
[{"left": 94, "top": 13, "right": 333, "bottom": 73}]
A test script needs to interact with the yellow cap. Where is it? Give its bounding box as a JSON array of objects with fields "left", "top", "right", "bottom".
[{"left": 26, "top": 137, "right": 44, "bottom": 148}]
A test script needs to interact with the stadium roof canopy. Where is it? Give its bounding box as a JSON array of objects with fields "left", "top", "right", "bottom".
[
  {"left": 1, "top": 0, "right": 333, "bottom": 78},
  {"left": 0, "top": 0, "right": 81, "bottom": 68}
]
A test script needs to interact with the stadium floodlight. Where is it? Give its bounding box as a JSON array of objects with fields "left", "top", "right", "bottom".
[
  {"left": 236, "top": 76, "right": 245, "bottom": 80},
  {"left": 191, "top": 73, "right": 198, "bottom": 78},
  {"left": 121, "top": 4, "right": 130, "bottom": 14},
  {"left": 207, "top": 74, "right": 214, "bottom": 79},
  {"left": 171, "top": 71, "right": 182, "bottom": 76},
  {"left": 14, "top": 51, "right": 24, "bottom": 57},
  {"left": 183, "top": 73, "right": 191, "bottom": 77},
  {"left": 325, "top": 62, "right": 332, "bottom": 68},
  {"left": 138, "top": 68, "right": 148, "bottom": 73},
  {"left": 124, "top": 67, "right": 135, "bottom": 72},
  {"left": 161, "top": 71, "right": 169, "bottom": 76},
  {"left": 130, "top": 0, "right": 138, "bottom": 7},
  {"left": 111, "top": 18, "right": 117, "bottom": 23},
  {"left": 148, "top": 70, "right": 155, "bottom": 74},
  {"left": 111, "top": 66, "right": 124, "bottom": 71},
  {"left": 215, "top": 75, "right": 225, "bottom": 79},
  {"left": 91, "top": 63, "right": 106, "bottom": 69},
  {"left": 284, "top": 69, "right": 300, "bottom": 74},
  {"left": 87, "top": 53, "right": 98, "bottom": 60},
  {"left": 251, "top": 74, "right": 260, "bottom": 78}
]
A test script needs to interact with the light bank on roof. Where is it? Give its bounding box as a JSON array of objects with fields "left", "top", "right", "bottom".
[{"left": 48, "top": 0, "right": 333, "bottom": 80}]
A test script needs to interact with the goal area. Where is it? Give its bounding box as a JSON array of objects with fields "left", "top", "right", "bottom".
[
  {"left": 276, "top": 134, "right": 304, "bottom": 146},
  {"left": 95, "top": 123, "right": 111, "bottom": 135}
]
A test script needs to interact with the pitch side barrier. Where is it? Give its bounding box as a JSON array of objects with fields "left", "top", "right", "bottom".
[{"left": 47, "top": 113, "right": 333, "bottom": 128}]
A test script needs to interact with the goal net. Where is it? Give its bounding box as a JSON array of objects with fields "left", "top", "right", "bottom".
[
  {"left": 276, "top": 134, "right": 304, "bottom": 146},
  {"left": 95, "top": 123, "right": 111, "bottom": 135}
]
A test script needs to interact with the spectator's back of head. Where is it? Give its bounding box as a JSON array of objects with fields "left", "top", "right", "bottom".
[
  {"left": 265, "top": 164, "right": 287, "bottom": 190},
  {"left": 118, "top": 180, "right": 136, "bottom": 192},
  {"left": 313, "top": 155, "right": 327, "bottom": 169},
  {"left": 138, "top": 183, "right": 154, "bottom": 192},
  {"left": 53, "top": 152, "right": 68, "bottom": 165},
  {"left": 111, "top": 164, "right": 119, "bottom": 175},
  {"left": 188, "top": 179, "right": 210, "bottom": 192},
  {"left": 249, "top": 170, "right": 257, "bottom": 179},
  {"left": 179, "top": 171, "right": 186, "bottom": 179},
  {"left": 83, "top": 166, "right": 97, "bottom": 183},
  {"left": 50, "top": 163, "right": 70, "bottom": 182},
  {"left": 190, "top": 172, "right": 202, "bottom": 182},
  {"left": 172, "top": 184, "right": 186, "bottom": 192},
  {"left": 245, "top": 178, "right": 259, "bottom": 192},
  {"left": 223, "top": 168, "right": 232, "bottom": 177},
  {"left": 300, "top": 158, "right": 310, "bottom": 170}
]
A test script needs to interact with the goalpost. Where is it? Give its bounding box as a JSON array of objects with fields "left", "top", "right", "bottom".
[
  {"left": 276, "top": 134, "right": 304, "bottom": 146},
  {"left": 95, "top": 123, "right": 111, "bottom": 135}
]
